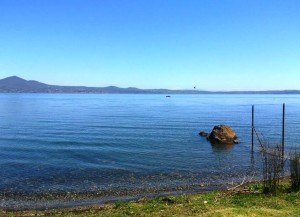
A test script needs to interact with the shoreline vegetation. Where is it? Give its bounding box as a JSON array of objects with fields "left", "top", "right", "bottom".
[{"left": 2, "top": 179, "right": 300, "bottom": 217}]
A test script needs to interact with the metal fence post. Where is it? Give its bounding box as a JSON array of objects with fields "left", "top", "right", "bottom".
[
  {"left": 252, "top": 105, "right": 254, "bottom": 153},
  {"left": 282, "top": 103, "right": 285, "bottom": 159}
]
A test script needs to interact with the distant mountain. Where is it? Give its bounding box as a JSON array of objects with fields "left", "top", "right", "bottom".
[
  {"left": 0, "top": 76, "right": 203, "bottom": 94},
  {"left": 0, "top": 76, "right": 50, "bottom": 92},
  {"left": 0, "top": 76, "right": 300, "bottom": 94}
]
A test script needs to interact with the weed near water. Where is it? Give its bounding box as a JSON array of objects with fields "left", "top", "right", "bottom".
[{"left": 290, "top": 151, "right": 300, "bottom": 192}]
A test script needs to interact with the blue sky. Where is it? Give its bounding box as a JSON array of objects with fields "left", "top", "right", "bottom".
[{"left": 0, "top": 0, "right": 299, "bottom": 91}]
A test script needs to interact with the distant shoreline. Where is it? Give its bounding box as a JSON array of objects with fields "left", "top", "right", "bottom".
[
  {"left": 1, "top": 92, "right": 300, "bottom": 95},
  {"left": 1, "top": 76, "right": 300, "bottom": 94}
]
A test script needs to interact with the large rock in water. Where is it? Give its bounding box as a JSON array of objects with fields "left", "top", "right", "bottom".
[{"left": 208, "top": 125, "right": 238, "bottom": 144}]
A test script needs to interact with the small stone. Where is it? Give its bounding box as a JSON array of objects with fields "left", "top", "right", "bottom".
[{"left": 199, "top": 131, "right": 208, "bottom": 137}]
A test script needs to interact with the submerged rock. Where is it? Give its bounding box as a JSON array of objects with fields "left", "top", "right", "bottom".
[
  {"left": 199, "top": 131, "right": 209, "bottom": 137},
  {"left": 207, "top": 125, "right": 238, "bottom": 144}
]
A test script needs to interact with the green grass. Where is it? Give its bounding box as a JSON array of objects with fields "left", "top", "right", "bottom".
[{"left": 3, "top": 183, "right": 300, "bottom": 217}]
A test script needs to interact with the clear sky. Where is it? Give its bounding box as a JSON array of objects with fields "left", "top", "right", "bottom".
[{"left": 0, "top": 0, "right": 299, "bottom": 91}]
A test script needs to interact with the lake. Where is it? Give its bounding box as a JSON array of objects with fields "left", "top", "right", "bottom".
[{"left": 0, "top": 94, "right": 300, "bottom": 210}]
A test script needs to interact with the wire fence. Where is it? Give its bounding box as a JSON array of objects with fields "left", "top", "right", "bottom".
[{"left": 252, "top": 103, "right": 300, "bottom": 159}]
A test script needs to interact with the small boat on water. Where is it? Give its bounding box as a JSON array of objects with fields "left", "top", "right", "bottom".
[{"left": 166, "top": 95, "right": 171, "bottom": 98}]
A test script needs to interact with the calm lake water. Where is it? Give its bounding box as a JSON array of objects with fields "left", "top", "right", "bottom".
[{"left": 1, "top": 94, "right": 300, "bottom": 209}]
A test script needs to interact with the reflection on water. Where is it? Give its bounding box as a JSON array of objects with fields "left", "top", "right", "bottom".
[{"left": 211, "top": 143, "right": 234, "bottom": 152}]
